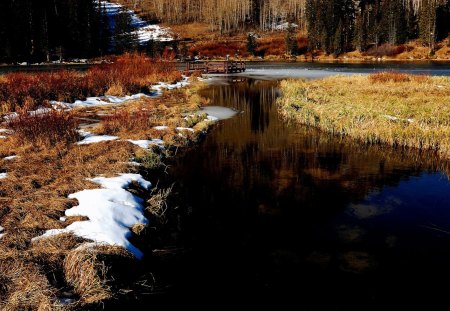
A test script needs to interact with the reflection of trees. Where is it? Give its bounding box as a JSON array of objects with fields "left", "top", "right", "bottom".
[{"left": 173, "top": 79, "right": 449, "bottom": 218}]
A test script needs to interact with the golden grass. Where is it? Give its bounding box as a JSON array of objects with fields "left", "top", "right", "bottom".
[
  {"left": 0, "top": 77, "right": 212, "bottom": 308},
  {"left": 278, "top": 72, "right": 450, "bottom": 158}
]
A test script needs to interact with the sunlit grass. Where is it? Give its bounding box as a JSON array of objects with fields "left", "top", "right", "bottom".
[{"left": 278, "top": 72, "right": 450, "bottom": 158}]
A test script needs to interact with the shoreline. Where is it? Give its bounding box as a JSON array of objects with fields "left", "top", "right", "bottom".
[
  {"left": 0, "top": 57, "right": 222, "bottom": 309},
  {"left": 278, "top": 72, "right": 450, "bottom": 161}
]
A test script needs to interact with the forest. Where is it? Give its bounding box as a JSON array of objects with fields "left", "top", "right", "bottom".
[
  {"left": 119, "top": 0, "right": 450, "bottom": 54},
  {"left": 0, "top": 0, "right": 450, "bottom": 62}
]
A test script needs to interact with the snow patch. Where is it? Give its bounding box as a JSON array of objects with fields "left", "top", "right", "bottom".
[
  {"left": 51, "top": 93, "right": 151, "bottom": 109},
  {"left": 34, "top": 174, "right": 151, "bottom": 259},
  {"left": 0, "top": 173, "right": 7, "bottom": 179},
  {"left": 77, "top": 131, "right": 119, "bottom": 145},
  {"left": 175, "top": 127, "right": 195, "bottom": 132},
  {"left": 153, "top": 126, "right": 169, "bottom": 131},
  {"left": 99, "top": 1, "right": 173, "bottom": 44},
  {"left": 0, "top": 136, "right": 6, "bottom": 139},
  {"left": 127, "top": 139, "right": 165, "bottom": 149},
  {"left": 3, "top": 155, "right": 18, "bottom": 161}
]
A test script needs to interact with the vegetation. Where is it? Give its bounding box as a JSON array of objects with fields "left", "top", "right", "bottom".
[
  {"left": 117, "top": 0, "right": 450, "bottom": 58},
  {"left": 278, "top": 72, "right": 450, "bottom": 158},
  {"left": 0, "top": 55, "right": 212, "bottom": 309},
  {"left": 0, "top": 53, "right": 181, "bottom": 113}
]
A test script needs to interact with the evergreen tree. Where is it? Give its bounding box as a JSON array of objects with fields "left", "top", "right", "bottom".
[
  {"left": 285, "top": 24, "right": 298, "bottom": 55},
  {"left": 246, "top": 32, "right": 257, "bottom": 55},
  {"left": 113, "top": 9, "right": 139, "bottom": 54}
]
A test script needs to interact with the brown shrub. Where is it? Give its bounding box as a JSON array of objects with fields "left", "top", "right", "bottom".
[
  {"left": 364, "top": 43, "right": 407, "bottom": 57},
  {"left": 256, "top": 37, "right": 285, "bottom": 56},
  {"left": 189, "top": 41, "right": 248, "bottom": 58},
  {"left": 7, "top": 110, "right": 79, "bottom": 146}
]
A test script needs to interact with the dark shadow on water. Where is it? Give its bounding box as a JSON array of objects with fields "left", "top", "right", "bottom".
[{"left": 117, "top": 78, "right": 450, "bottom": 310}]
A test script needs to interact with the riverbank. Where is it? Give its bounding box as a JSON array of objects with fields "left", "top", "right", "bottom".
[
  {"left": 0, "top": 55, "right": 219, "bottom": 309},
  {"left": 278, "top": 72, "right": 450, "bottom": 159}
]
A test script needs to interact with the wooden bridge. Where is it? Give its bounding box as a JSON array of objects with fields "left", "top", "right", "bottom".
[{"left": 184, "top": 61, "right": 246, "bottom": 74}]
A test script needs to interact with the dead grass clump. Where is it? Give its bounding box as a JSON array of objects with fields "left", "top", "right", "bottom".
[
  {"left": 105, "top": 83, "right": 125, "bottom": 97},
  {"left": 30, "top": 234, "right": 84, "bottom": 268},
  {"left": 101, "top": 109, "right": 153, "bottom": 135},
  {"left": 147, "top": 185, "right": 173, "bottom": 218},
  {"left": 63, "top": 245, "right": 134, "bottom": 304},
  {"left": 7, "top": 110, "right": 79, "bottom": 146},
  {"left": 0, "top": 259, "right": 55, "bottom": 310},
  {"left": 369, "top": 71, "right": 429, "bottom": 83}
]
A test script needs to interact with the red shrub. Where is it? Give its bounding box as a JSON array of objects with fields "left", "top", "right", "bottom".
[
  {"left": 364, "top": 43, "right": 407, "bottom": 57},
  {"left": 189, "top": 41, "right": 248, "bottom": 59},
  {"left": 7, "top": 110, "right": 79, "bottom": 146},
  {"left": 0, "top": 53, "right": 182, "bottom": 112}
]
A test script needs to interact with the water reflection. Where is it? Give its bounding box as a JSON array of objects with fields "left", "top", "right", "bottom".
[{"left": 155, "top": 78, "right": 450, "bottom": 309}]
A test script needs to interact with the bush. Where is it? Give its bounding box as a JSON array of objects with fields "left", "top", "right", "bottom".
[
  {"left": 364, "top": 43, "right": 407, "bottom": 57},
  {"left": 7, "top": 110, "right": 79, "bottom": 146},
  {"left": 0, "top": 53, "right": 182, "bottom": 113}
]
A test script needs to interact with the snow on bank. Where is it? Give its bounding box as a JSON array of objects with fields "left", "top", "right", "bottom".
[
  {"left": 127, "top": 139, "right": 165, "bottom": 149},
  {"left": 175, "top": 127, "right": 195, "bottom": 132},
  {"left": 0, "top": 173, "right": 7, "bottom": 179},
  {"left": 77, "top": 131, "right": 118, "bottom": 145},
  {"left": 153, "top": 126, "right": 169, "bottom": 131},
  {"left": 151, "top": 78, "right": 190, "bottom": 95},
  {"left": 51, "top": 93, "right": 151, "bottom": 109},
  {"left": 50, "top": 78, "right": 190, "bottom": 109},
  {"left": 34, "top": 174, "right": 151, "bottom": 259},
  {"left": 99, "top": 1, "right": 173, "bottom": 44}
]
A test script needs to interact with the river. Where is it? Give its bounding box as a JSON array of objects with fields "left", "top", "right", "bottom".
[
  {"left": 4, "top": 61, "right": 450, "bottom": 309},
  {"left": 142, "top": 65, "right": 450, "bottom": 310}
]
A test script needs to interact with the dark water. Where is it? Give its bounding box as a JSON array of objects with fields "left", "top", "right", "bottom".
[{"left": 148, "top": 77, "right": 450, "bottom": 310}]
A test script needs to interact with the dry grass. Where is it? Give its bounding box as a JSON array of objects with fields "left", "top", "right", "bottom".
[
  {"left": 368, "top": 71, "right": 429, "bottom": 83},
  {"left": 278, "top": 73, "right": 450, "bottom": 158},
  {"left": 0, "top": 76, "right": 211, "bottom": 308},
  {"left": 0, "top": 53, "right": 182, "bottom": 113}
]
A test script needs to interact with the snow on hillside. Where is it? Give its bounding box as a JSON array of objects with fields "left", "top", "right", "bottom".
[{"left": 99, "top": 1, "right": 173, "bottom": 44}]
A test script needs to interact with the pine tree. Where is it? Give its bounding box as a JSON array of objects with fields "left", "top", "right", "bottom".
[
  {"left": 246, "top": 32, "right": 257, "bottom": 55},
  {"left": 285, "top": 23, "right": 298, "bottom": 55},
  {"left": 114, "top": 9, "right": 138, "bottom": 54}
]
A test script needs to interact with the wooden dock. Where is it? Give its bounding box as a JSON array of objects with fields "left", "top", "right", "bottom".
[{"left": 184, "top": 61, "right": 246, "bottom": 74}]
